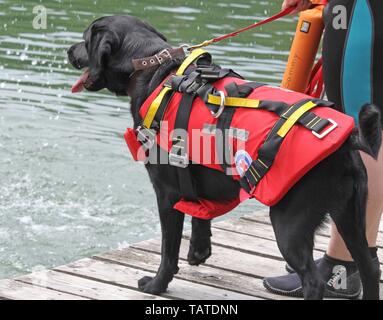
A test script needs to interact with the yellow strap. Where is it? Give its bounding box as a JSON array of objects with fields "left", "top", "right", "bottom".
[
  {"left": 176, "top": 48, "right": 208, "bottom": 76},
  {"left": 142, "top": 49, "right": 209, "bottom": 129},
  {"left": 143, "top": 87, "right": 172, "bottom": 128},
  {"left": 207, "top": 94, "right": 261, "bottom": 109},
  {"left": 277, "top": 101, "right": 317, "bottom": 137}
]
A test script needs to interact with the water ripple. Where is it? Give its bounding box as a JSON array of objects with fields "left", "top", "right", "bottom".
[{"left": 0, "top": 0, "right": 292, "bottom": 279}]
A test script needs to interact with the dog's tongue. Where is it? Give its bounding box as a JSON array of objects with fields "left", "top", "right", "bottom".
[{"left": 71, "top": 70, "right": 90, "bottom": 93}]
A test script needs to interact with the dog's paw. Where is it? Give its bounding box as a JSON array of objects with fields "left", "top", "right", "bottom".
[
  {"left": 187, "top": 243, "right": 212, "bottom": 266},
  {"left": 138, "top": 276, "right": 168, "bottom": 295}
]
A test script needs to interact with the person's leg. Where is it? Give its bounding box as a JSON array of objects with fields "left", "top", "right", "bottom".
[
  {"left": 362, "top": 148, "right": 383, "bottom": 246},
  {"left": 327, "top": 146, "right": 383, "bottom": 261},
  {"left": 263, "top": 0, "right": 382, "bottom": 298},
  {"left": 326, "top": 0, "right": 383, "bottom": 261}
]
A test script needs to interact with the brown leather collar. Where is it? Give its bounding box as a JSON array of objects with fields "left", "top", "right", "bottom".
[{"left": 132, "top": 47, "right": 185, "bottom": 71}]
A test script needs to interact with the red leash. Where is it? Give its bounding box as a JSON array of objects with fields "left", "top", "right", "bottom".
[
  {"left": 210, "top": 7, "right": 295, "bottom": 44},
  {"left": 187, "top": 2, "right": 328, "bottom": 98},
  {"left": 188, "top": 2, "right": 328, "bottom": 51},
  {"left": 188, "top": 6, "right": 295, "bottom": 50},
  {"left": 305, "top": 57, "right": 325, "bottom": 98}
]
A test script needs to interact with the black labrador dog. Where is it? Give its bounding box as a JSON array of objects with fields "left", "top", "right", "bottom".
[{"left": 68, "top": 16, "right": 382, "bottom": 299}]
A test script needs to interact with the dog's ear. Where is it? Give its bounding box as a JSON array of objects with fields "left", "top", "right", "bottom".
[
  {"left": 142, "top": 21, "right": 167, "bottom": 42},
  {"left": 86, "top": 25, "right": 120, "bottom": 77}
]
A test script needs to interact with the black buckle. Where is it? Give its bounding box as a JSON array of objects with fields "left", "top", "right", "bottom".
[
  {"left": 197, "top": 66, "right": 229, "bottom": 81},
  {"left": 179, "top": 72, "right": 204, "bottom": 94},
  {"left": 136, "top": 126, "right": 156, "bottom": 150},
  {"left": 199, "top": 68, "right": 221, "bottom": 80},
  {"left": 185, "top": 80, "right": 206, "bottom": 94}
]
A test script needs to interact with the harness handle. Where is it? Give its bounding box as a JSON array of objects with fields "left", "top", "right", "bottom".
[{"left": 211, "top": 91, "right": 226, "bottom": 119}]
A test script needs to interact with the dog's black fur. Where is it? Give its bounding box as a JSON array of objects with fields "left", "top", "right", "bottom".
[{"left": 68, "top": 15, "right": 382, "bottom": 299}]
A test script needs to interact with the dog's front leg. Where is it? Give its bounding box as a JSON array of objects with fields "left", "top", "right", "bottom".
[
  {"left": 138, "top": 192, "right": 185, "bottom": 295},
  {"left": 188, "top": 218, "right": 212, "bottom": 265}
]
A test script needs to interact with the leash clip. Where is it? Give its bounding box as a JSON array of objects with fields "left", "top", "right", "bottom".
[
  {"left": 211, "top": 91, "right": 226, "bottom": 119},
  {"left": 312, "top": 119, "right": 338, "bottom": 139},
  {"left": 180, "top": 43, "right": 192, "bottom": 53}
]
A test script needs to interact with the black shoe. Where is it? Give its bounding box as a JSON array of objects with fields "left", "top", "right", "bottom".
[
  {"left": 264, "top": 254, "right": 380, "bottom": 299},
  {"left": 285, "top": 260, "right": 321, "bottom": 273}
]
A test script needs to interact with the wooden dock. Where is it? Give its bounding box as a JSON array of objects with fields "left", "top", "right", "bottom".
[{"left": 0, "top": 211, "right": 382, "bottom": 300}]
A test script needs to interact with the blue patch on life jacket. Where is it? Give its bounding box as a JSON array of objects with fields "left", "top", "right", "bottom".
[{"left": 235, "top": 150, "right": 253, "bottom": 177}]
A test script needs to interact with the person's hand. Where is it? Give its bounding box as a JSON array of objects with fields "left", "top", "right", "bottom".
[{"left": 282, "top": 0, "right": 312, "bottom": 13}]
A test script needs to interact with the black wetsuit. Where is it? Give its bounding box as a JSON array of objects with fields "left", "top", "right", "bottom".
[{"left": 322, "top": 0, "right": 383, "bottom": 125}]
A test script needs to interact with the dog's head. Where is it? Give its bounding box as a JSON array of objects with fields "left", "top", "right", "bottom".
[{"left": 67, "top": 15, "right": 168, "bottom": 95}]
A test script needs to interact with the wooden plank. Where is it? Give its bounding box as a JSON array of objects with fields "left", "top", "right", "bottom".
[
  {"left": 97, "top": 248, "right": 383, "bottom": 301},
  {"left": 242, "top": 213, "right": 331, "bottom": 237},
  {"left": 101, "top": 248, "right": 383, "bottom": 300},
  {"left": 0, "top": 279, "right": 88, "bottom": 300},
  {"left": 243, "top": 213, "right": 335, "bottom": 239},
  {"left": 133, "top": 237, "right": 383, "bottom": 282},
  {"left": 133, "top": 238, "right": 287, "bottom": 279},
  {"left": 55, "top": 258, "right": 255, "bottom": 300},
  {"left": 214, "top": 218, "right": 383, "bottom": 264},
  {"left": 243, "top": 214, "right": 383, "bottom": 248},
  {"left": 214, "top": 218, "right": 329, "bottom": 251},
  {"left": 184, "top": 227, "right": 324, "bottom": 261},
  {"left": 17, "top": 270, "right": 165, "bottom": 300},
  {"left": 242, "top": 211, "right": 270, "bottom": 224},
  {"left": 96, "top": 247, "right": 294, "bottom": 300}
]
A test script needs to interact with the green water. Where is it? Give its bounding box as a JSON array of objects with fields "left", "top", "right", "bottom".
[{"left": 0, "top": 0, "right": 296, "bottom": 279}]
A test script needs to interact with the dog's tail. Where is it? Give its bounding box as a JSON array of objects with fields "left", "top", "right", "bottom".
[{"left": 350, "top": 104, "right": 382, "bottom": 159}]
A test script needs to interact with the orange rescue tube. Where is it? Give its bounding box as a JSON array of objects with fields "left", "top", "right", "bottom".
[{"left": 281, "top": 5, "right": 325, "bottom": 93}]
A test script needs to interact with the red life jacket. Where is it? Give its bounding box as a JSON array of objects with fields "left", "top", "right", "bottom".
[{"left": 124, "top": 50, "right": 354, "bottom": 220}]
